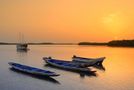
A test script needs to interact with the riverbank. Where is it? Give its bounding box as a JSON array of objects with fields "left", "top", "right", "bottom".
[
  {"left": 1, "top": 39, "right": 134, "bottom": 47},
  {"left": 78, "top": 40, "right": 134, "bottom": 47},
  {"left": 0, "top": 42, "right": 76, "bottom": 45}
]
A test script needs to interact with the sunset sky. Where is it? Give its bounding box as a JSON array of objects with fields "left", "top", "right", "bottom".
[{"left": 0, "top": 0, "right": 134, "bottom": 43}]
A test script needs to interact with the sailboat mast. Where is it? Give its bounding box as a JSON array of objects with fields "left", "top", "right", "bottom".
[
  {"left": 22, "top": 34, "right": 24, "bottom": 44},
  {"left": 18, "top": 33, "right": 25, "bottom": 44}
]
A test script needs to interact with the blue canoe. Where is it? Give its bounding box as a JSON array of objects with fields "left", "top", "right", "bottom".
[
  {"left": 43, "top": 57, "right": 96, "bottom": 72},
  {"left": 72, "top": 55, "right": 105, "bottom": 65},
  {"left": 8, "top": 62, "right": 60, "bottom": 76}
]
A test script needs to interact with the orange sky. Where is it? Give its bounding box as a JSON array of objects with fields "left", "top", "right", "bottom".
[{"left": 0, "top": 0, "right": 134, "bottom": 42}]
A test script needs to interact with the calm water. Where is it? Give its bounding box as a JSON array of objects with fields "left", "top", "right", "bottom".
[{"left": 0, "top": 45, "right": 134, "bottom": 90}]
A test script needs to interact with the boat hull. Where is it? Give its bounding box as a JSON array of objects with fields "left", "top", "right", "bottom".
[
  {"left": 16, "top": 44, "right": 28, "bottom": 50},
  {"left": 8, "top": 62, "right": 59, "bottom": 76},
  {"left": 43, "top": 57, "right": 96, "bottom": 73},
  {"left": 72, "top": 56, "right": 105, "bottom": 66}
]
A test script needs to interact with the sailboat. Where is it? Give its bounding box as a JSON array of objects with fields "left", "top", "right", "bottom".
[{"left": 16, "top": 33, "right": 28, "bottom": 50}]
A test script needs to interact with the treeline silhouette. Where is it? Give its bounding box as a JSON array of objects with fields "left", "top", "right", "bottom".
[
  {"left": 0, "top": 42, "right": 75, "bottom": 45},
  {"left": 108, "top": 40, "right": 134, "bottom": 47},
  {"left": 78, "top": 40, "right": 134, "bottom": 47},
  {"left": 1, "top": 40, "right": 134, "bottom": 47},
  {"left": 78, "top": 42, "right": 107, "bottom": 45}
]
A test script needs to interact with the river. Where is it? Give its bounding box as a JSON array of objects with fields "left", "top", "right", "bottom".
[{"left": 0, "top": 45, "right": 134, "bottom": 90}]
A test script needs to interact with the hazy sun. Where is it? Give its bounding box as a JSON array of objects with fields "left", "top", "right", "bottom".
[{"left": 102, "top": 13, "right": 125, "bottom": 34}]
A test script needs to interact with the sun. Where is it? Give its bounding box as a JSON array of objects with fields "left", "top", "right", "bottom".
[{"left": 101, "top": 13, "right": 125, "bottom": 34}]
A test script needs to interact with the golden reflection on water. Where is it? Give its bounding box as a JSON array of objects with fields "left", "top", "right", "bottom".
[{"left": 16, "top": 45, "right": 134, "bottom": 89}]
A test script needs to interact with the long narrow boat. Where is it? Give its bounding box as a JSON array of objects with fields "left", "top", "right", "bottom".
[
  {"left": 72, "top": 55, "right": 106, "bottom": 65},
  {"left": 43, "top": 57, "right": 96, "bottom": 73},
  {"left": 8, "top": 62, "right": 59, "bottom": 76}
]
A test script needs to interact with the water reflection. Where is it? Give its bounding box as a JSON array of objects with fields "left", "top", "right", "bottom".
[
  {"left": 9, "top": 68, "right": 60, "bottom": 84},
  {"left": 1, "top": 45, "right": 134, "bottom": 90},
  {"left": 16, "top": 49, "right": 29, "bottom": 63},
  {"left": 79, "top": 71, "right": 98, "bottom": 78},
  {"left": 92, "top": 64, "right": 106, "bottom": 71},
  {"left": 16, "top": 49, "right": 29, "bottom": 53},
  {"left": 79, "top": 64, "right": 105, "bottom": 78},
  {"left": 45, "top": 64, "right": 97, "bottom": 78}
]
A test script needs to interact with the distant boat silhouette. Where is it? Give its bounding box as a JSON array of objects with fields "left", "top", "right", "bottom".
[
  {"left": 17, "top": 43, "right": 28, "bottom": 50},
  {"left": 16, "top": 33, "right": 28, "bottom": 50}
]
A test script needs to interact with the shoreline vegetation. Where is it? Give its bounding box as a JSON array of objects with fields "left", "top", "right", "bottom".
[
  {"left": 78, "top": 40, "right": 134, "bottom": 47},
  {"left": 0, "top": 42, "right": 76, "bottom": 45},
  {"left": 0, "top": 40, "right": 134, "bottom": 47}
]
